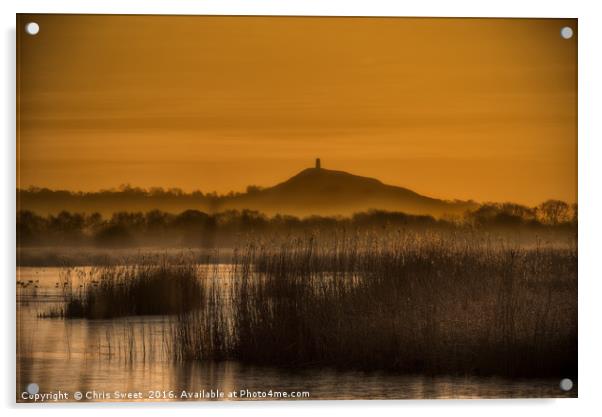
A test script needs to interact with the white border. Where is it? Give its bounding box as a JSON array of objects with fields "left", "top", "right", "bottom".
[{"left": 2, "top": 1, "right": 601, "bottom": 416}]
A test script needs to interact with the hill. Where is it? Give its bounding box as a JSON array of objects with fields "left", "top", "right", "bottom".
[
  {"left": 18, "top": 166, "right": 476, "bottom": 217},
  {"left": 223, "top": 167, "right": 475, "bottom": 217}
]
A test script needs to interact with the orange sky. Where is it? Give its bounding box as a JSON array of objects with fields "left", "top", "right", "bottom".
[{"left": 17, "top": 15, "right": 577, "bottom": 205}]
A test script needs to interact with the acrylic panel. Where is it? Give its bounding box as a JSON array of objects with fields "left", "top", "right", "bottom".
[{"left": 16, "top": 14, "right": 577, "bottom": 402}]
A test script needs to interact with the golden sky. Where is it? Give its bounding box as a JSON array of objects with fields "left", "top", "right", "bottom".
[{"left": 17, "top": 15, "right": 577, "bottom": 205}]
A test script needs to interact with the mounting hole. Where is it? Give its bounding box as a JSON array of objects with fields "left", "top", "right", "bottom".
[
  {"left": 25, "top": 22, "right": 39, "bottom": 36},
  {"left": 26, "top": 382, "right": 39, "bottom": 395},
  {"left": 560, "top": 26, "right": 573, "bottom": 39},
  {"left": 559, "top": 378, "right": 573, "bottom": 391}
]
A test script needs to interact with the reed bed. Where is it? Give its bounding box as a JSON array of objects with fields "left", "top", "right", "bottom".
[
  {"left": 42, "top": 230, "right": 576, "bottom": 377},
  {"left": 46, "top": 257, "right": 204, "bottom": 319},
  {"left": 172, "top": 232, "right": 577, "bottom": 377}
]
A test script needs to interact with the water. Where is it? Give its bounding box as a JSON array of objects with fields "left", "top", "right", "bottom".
[{"left": 16, "top": 267, "right": 575, "bottom": 402}]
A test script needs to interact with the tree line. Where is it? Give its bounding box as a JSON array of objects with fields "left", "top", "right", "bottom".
[{"left": 17, "top": 200, "right": 576, "bottom": 247}]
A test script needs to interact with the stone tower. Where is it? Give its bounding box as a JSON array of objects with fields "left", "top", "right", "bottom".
[{"left": 315, "top": 158, "right": 321, "bottom": 169}]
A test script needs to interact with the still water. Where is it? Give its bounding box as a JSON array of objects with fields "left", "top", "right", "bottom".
[{"left": 17, "top": 267, "right": 574, "bottom": 402}]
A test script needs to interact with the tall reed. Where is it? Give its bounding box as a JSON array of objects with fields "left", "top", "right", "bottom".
[
  {"left": 173, "top": 231, "right": 577, "bottom": 377},
  {"left": 48, "top": 256, "right": 204, "bottom": 319}
]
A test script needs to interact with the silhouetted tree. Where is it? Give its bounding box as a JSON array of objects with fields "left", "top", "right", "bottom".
[
  {"left": 246, "top": 185, "right": 263, "bottom": 194},
  {"left": 537, "top": 200, "right": 570, "bottom": 225},
  {"left": 94, "top": 224, "right": 134, "bottom": 247}
]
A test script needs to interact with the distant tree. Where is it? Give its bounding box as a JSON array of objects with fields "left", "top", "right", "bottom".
[
  {"left": 246, "top": 185, "right": 263, "bottom": 194},
  {"left": 94, "top": 224, "right": 134, "bottom": 247},
  {"left": 500, "top": 203, "right": 537, "bottom": 221},
  {"left": 465, "top": 203, "right": 537, "bottom": 227},
  {"left": 85, "top": 212, "right": 104, "bottom": 235},
  {"left": 145, "top": 210, "right": 172, "bottom": 233},
  {"left": 173, "top": 210, "right": 214, "bottom": 246},
  {"left": 149, "top": 187, "right": 166, "bottom": 196},
  {"left": 167, "top": 187, "right": 183, "bottom": 196},
  {"left": 110, "top": 211, "right": 145, "bottom": 232},
  {"left": 465, "top": 204, "right": 501, "bottom": 226},
  {"left": 240, "top": 209, "right": 269, "bottom": 231},
  {"left": 17, "top": 210, "right": 46, "bottom": 245},
  {"left": 49, "top": 211, "right": 85, "bottom": 242},
  {"left": 537, "top": 200, "right": 570, "bottom": 225}
]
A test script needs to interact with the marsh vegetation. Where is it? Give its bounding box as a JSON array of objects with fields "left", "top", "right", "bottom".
[
  {"left": 40, "top": 230, "right": 576, "bottom": 379},
  {"left": 43, "top": 259, "right": 203, "bottom": 319}
]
